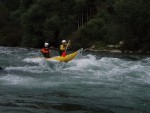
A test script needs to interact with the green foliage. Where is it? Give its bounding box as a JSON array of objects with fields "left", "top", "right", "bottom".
[
  {"left": 109, "top": 0, "right": 150, "bottom": 51},
  {"left": 74, "top": 18, "right": 106, "bottom": 48},
  {"left": 0, "top": 0, "right": 150, "bottom": 52},
  {"left": 0, "top": 2, "right": 9, "bottom": 29},
  {"left": 0, "top": 0, "right": 20, "bottom": 11}
]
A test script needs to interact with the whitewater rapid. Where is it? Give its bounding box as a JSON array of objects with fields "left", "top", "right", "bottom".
[
  {"left": 1, "top": 46, "right": 150, "bottom": 87},
  {"left": 0, "top": 47, "right": 150, "bottom": 113}
]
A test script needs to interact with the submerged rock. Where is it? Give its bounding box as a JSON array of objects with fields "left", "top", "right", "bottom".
[
  {"left": 0, "top": 67, "right": 3, "bottom": 70},
  {"left": 110, "top": 49, "right": 122, "bottom": 53}
]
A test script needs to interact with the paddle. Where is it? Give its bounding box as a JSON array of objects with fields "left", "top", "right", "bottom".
[{"left": 62, "top": 40, "right": 70, "bottom": 57}]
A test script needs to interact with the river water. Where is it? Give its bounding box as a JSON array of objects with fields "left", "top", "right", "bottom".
[{"left": 0, "top": 47, "right": 150, "bottom": 113}]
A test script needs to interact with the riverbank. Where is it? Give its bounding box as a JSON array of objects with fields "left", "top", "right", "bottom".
[{"left": 84, "top": 45, "right": 150, "bottom": 55}]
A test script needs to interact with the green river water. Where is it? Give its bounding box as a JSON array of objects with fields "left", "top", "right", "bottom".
[{"left": 0, "top": 47, "right": 150, "bottom": 113}]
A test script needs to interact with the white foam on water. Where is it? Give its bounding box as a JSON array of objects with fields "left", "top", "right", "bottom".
[
  {"left": 1, "top": 46, "right": 150, "bottom": 88},
  {"left": 34, "top": 81, "right": 63, "bottom": 88},
  {"left": 0, "top": 73, "right": 61, "bottom": 88},
  {"left": 64, "top": 54, "right": 99, "bottom": 70},
  {"left": 143, "top": 57, "right": 150, "bottom": 61},
  {"left": 23, "top": 57, "right": 44, "bottom": 64},
  {"left": 5, "top": 66, "right": 46, "bottom": 73},
  {"left": 0, "top": 48, "right": 12, "bottom": 54},
  {"left": 65, "top": 55, "right": 124, "bottom": 74},
  {"left": 63, "top": 54, "right": 150, "bottom": 84},
  {"left": 0, "top": 47, "right": 28, "bottom": 55},
  {"left": 0, "top": 74, "right": 34, "bottom": 85}
]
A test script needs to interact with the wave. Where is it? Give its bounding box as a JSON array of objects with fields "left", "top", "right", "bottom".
[
  {"left": 0, "top": 73, "right": 64, "bottom": 88},
  {"left": 62, "top": 54, "right": 150, "bottom": 83},
  {"left": 0, "top": 74, "right": 34, "bottom": 85},
  {"left": 5, "top": 65, "right": 52, "bottom": 73},
  {"left": 1, "top": 46, "right": 150, "bottom": 87},
  {"left": 0, "top": 52, "right": 149, "bottom": 89},
  {"left": 23, "top": 57, "right": 44, "bottom": 64}
]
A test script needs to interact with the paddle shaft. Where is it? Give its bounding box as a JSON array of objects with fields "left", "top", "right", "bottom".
[{"left": 65, "top": 40, "right": 70, "bottom": 52}]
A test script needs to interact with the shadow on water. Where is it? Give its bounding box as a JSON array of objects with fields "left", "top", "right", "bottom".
[
  {"left": 0, "top": 66, "right": 3, "bottom": 70},
  {"left": 0, "top": 67, "right": 7, "bottom": 76},
  {"left": 0, "top": 90, "right": 115, "bottom": 113},
  {"left": 0, "top": 95, "right": 115, "bottom": 113},
  {"left": 0, "top": 102, "right": 114, "bottom": 113},
  {"left": 24, "top": 102, "right": 114, "bottom": 113},
  {"left": 41, "top": 92, "right": 115, "bottom": 113}
]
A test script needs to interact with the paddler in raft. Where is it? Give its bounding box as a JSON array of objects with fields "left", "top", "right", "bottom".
[
  {"left": 59, "top": 40, "right": 70, "bottom": 57},
  {"left": 41, "top": 42, "right": 52, "bottom": 58}
]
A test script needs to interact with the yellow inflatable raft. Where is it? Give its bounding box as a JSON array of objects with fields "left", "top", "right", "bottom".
[{"left": 45, "top": 51, "right": 78, "bottom": 62}]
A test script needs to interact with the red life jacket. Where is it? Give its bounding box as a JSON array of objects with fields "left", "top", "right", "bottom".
[{"left": 41, "top": 48, "right": 50, "bottom": 54}]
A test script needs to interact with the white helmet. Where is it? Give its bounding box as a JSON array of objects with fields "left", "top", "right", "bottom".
[
  {"left": 62, "top": 40, "right": 66, "bottom": 43},
  {"left": 44, "top": 42, "right": 49, "bottom": 47}
]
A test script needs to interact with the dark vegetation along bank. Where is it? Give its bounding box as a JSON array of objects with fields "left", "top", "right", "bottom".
[{"left": 0, "top": 0, "right": 150, "bottom": 52}]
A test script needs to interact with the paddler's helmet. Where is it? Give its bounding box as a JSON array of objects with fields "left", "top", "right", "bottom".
[
  {"left": 44, "top": 42, "right": 49, "bottom": 47},
  {"left": 62, "top": 40, "right": 66, "bottom": 43}
]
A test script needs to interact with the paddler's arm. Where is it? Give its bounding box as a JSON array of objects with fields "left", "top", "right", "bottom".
[
  {"left": 60, "top": 44, "right": 65, "bottom": 51},
  {"left": 66, "top": 40, "right": 71, "bottom": 49}
]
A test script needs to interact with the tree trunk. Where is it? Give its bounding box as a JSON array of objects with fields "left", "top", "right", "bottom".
[{"left": 82, "top": 11, "right": 84, "bottom": 27}]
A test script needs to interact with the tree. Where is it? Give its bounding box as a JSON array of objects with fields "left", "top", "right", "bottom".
[{"left": 109, "top": 0, "right": 150, "bottom": 50}]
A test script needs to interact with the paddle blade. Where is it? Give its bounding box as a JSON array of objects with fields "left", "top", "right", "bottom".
[{"left": 62, "top": 51, "right": 66, "bottom": 57}]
